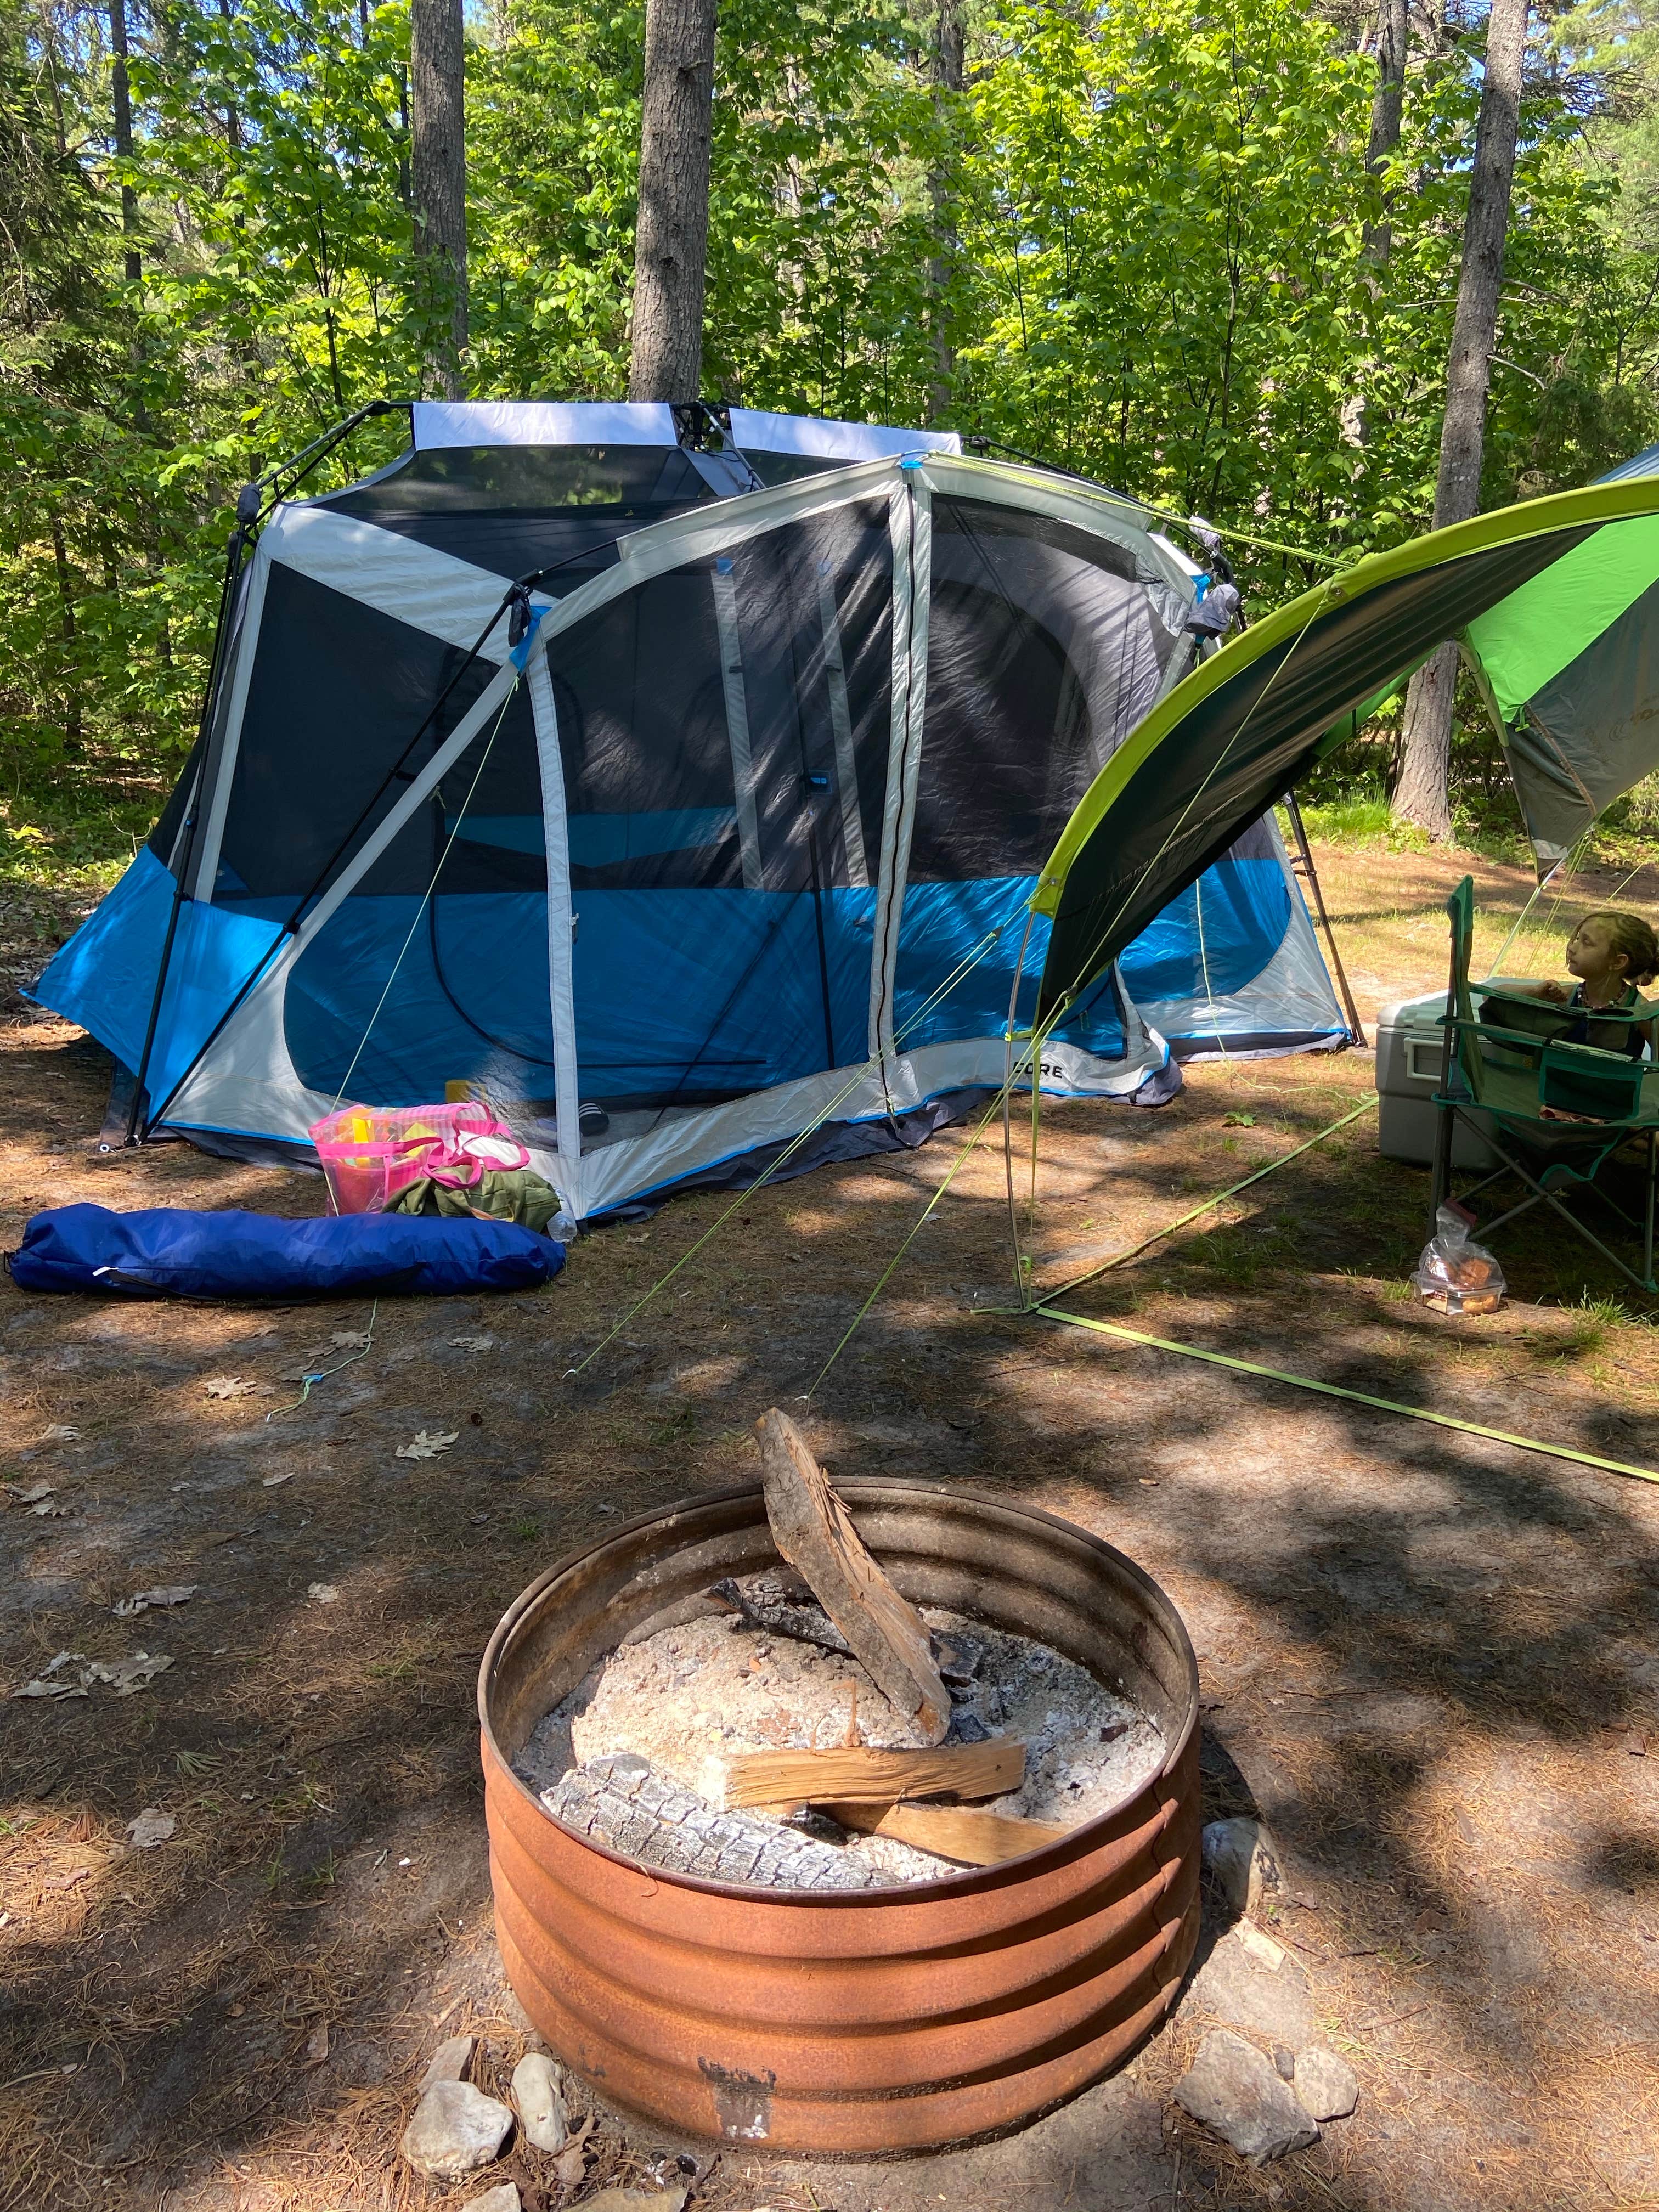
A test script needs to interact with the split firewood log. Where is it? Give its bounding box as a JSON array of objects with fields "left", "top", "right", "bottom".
[
  {"left": 821, "top": 1799, "right": 1073, "bottom": 1867},
  {"left": 713, "top": 1739, "right": 1023, "bottom": 1810},
  {"left": 754, "top": 1407, "right": 950, "bottom": 1744}
]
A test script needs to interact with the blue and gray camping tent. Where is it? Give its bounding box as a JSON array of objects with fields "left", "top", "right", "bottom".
[{"left": 31, "top": 403, "right": 1346, "bottom": 1221}]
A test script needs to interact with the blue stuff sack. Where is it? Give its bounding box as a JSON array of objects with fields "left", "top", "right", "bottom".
[{"left": 3, "top": 1205, "right": 564, "bottom": 1300}]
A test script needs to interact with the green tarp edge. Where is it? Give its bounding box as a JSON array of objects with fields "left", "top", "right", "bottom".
[
  {"left": 1034, "top": 474, "right": 1659, "bottom": 938},
  {"left": 1464, "top": 513, "right": 1659, "bottom": 721}
]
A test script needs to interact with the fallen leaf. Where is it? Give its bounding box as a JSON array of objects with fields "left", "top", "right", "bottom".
[
  {"left": 303, "top": 2019, "right": 330, "bottom": 2064},
  {"left": 30, "top": 1497, "right": 74, "bottom": 1516},
  {"left": 261, "top": 1472, "right": 292, "bottom": 1488},
  {"left": 114, "top": 1585, "right": 196, "bottom": 1619},
  {"left": 4, "top": 1481, "right": 55, "bottom": 1505},
  {"left": 83, "top": 1653, "right": 173, "bottom": 1696},
  {"left": 43, "top": 1865, "right": 92, "bottom": 1891},
  {"left": 10, "top": 1675, "right": 87, "bottom": 1700},
  {"left": 307, "top": 1582, "right": 340, "bottom": 1605},
  {"left": 40, "top": 1424, "right": 81, "bottom": 1443},
  {"left": 396, "top": 1430, "right": 459, "bottom": 1461},
  {"left": 1222, "top": 1111, "right": 1256, "bottom": 1128},
  {"left": 552, "top": 2117, "right": 595, "bottom": 2190},
  {"left": 448, "top": 1334, "right": 496, "bottom": 1352},
  {"left": 279, "top": 1365, "right": 325, "bottom": 1384},
  {"left": 328, "top": 1330, "right": 370, "bottom": 1350},
  {"left": 205, "top": 1375, "right": 275, "bottom": 1400},
  {"left": 125, "top": 1807, "right": 176, "bottom": 1848}
]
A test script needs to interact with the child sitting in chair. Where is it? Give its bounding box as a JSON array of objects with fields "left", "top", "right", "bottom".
[{"left": 1503, "top": 909, "right": 1659, "bottom": 1059}]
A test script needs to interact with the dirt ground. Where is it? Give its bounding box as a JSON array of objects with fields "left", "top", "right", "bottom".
[{"left": 2, "top": 840, "right": 1657, "bottom": 2212}]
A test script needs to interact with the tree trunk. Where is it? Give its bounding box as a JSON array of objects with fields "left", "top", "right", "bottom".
[
  {"left": 49, "top": 514, "right": 82, "bottom": 755},
  {"left": 1393, "top": 0, "right": 1529, "bottom": 841},
  {"left": 926, "top": 0, "right": 964, "bottom": 425},
  {"left": 410, "top": 0, "right": 468, "bottom": 399},
  {"left": 219, "top": 0, "right": 240, "bottom": 150},
  {"left": 628, "top": 0, "right": 716, "bottom": 404},
  {"left": 108, "top": 0, "right": 140, "bottom": 283},
  {"left": 1362, "top": 0, "right": 1407, "bottom": 263}
]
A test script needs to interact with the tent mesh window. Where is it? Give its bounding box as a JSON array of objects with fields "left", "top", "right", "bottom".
[
  {"left": 280, "top": 677, "right": 551, "bottom": 1111},
  {"left": 893, "top": 496, "right": 1190, "bottom": 1064},
  {"left": 319, "top": 443, "right": 714, "bottom": 582},
  {"left": 549, "top": 500, "right": 894, "bottom": 1147}
]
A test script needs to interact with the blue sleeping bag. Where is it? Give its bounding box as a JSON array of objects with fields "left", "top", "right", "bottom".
[{"left": 4, "top": 1205, "right": 564, "bottom": 1299}]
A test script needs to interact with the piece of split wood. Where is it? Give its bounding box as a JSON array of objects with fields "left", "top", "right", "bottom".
[
  {"left": 714, "top": 1739, "right": 1023, "bottom": 1810},
  {"left": 754, "top": 1407, "right": 949, "bottom": 1743},
  {"left": 822, "top": 1799, "right": 1071, "bottom": 1867}
]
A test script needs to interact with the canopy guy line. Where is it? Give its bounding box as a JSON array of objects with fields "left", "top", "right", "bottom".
[
  {"left": 1035, "top": 1306, "right": 1659, "bottom": 1488},
  {"left": 997, "top": 578, "right": 1345, "bottom": 1307},
  {"left": 563, "top": 926, "right": 1013, "bottom": 1383},
  {"left": 1041, "top": 1092, "right": 1379, "bottom": 1305}
]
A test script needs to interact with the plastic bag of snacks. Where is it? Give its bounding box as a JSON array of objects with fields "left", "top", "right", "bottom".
[{"left": 1410, "top": 1205, "right": 1505, "bottom": 1314}]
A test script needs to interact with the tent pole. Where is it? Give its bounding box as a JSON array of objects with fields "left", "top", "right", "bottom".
[
  {"left": 124, "top": 402, "right": 411, "bottom": 1144},
  {"left": 1282, "top": 788, "right": 1366, "bottom": 1047},
  {"left": 125, "top": 493, "right": 259, "bottom": 1143}
]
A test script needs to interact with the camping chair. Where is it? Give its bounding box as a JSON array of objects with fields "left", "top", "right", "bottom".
[{"left": 1429, "top": 877, "right": 1659, "bottom": 1293}]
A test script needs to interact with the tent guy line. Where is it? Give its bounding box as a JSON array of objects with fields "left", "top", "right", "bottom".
[
  {"left": 1032, "top": 1307, "right": 1659, "bottom": 1489},
  {"left": 565, "top": 922, "right": 1014, "bottom": 1384},
  {"left": 1040, "top": 1092, "right": 1380, "bottom": 1305}
]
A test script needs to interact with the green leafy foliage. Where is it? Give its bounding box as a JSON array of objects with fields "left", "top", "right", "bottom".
[{"left": 0, "top": 0, "right": 1655, "bottom": 883}]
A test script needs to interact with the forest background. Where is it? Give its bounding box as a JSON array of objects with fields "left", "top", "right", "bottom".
[{"left": 4, "top": 0, "right": 1659, "bottom": 912}]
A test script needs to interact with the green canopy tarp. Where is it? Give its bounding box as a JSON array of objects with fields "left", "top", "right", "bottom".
[
  {"left": 1035, "top": 470, "right": 1659, "bottom": 1020},
  {"left": 1464, "top": 444, "right": 1659, "bottom": 865}
]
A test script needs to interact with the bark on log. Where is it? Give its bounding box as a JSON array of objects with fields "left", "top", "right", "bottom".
[
  {"left": 629, "top": 0, "right": 716, "bottom": 402},
  {"left": 715, "top": 1740, "right": 1024, "bottom": 1810},
  {"left": 822, "top": 1799, "right": 1071, "bottom": 1866},
  {"left": 754, "top": 1408, "right": 950, "bottom": 1742},
  {"left": 410, "top": 0, "right": 469, "bottom": 399}
]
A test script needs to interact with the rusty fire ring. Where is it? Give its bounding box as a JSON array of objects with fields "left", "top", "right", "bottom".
[{"left": 479, "top": 1476, "right": 1201, "bottom": 2157}]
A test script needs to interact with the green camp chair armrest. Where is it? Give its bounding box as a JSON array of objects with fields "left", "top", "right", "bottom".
[{"left": 1439, "top": 1014, "right": 1579, "bottom": 1054}]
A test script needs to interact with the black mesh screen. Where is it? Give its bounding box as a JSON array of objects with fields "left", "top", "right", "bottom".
[
  {"left": 547, "top": 499, "right": 893, "bottom": 893},
  {"left": 211, "top": 565, "right": 501, "bottom": 907},
  {"left": 148, "top": 731, "right": 204, "bottom": 872},
  {"left": 907, "top": 497, "right": 1186, "bottom": 882},
  {"left": 320, "top": 444, "right": 713, "bottom": 584}
]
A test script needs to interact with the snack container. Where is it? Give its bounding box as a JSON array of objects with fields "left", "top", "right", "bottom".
[{"left": 1410, "top": 1204, "right": 1506, "bottom": 1315}]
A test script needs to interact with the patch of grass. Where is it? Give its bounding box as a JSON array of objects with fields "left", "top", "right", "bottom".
[
  {"left": 1573, "top": 1288, "right": 1648, "bottom": 1333},
  {"left": 301, "top": 1847, "right": 337, "bottom": 1892},
  {"left": 1297, "top": 794, "right": 1425, "bottom": 850}
]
